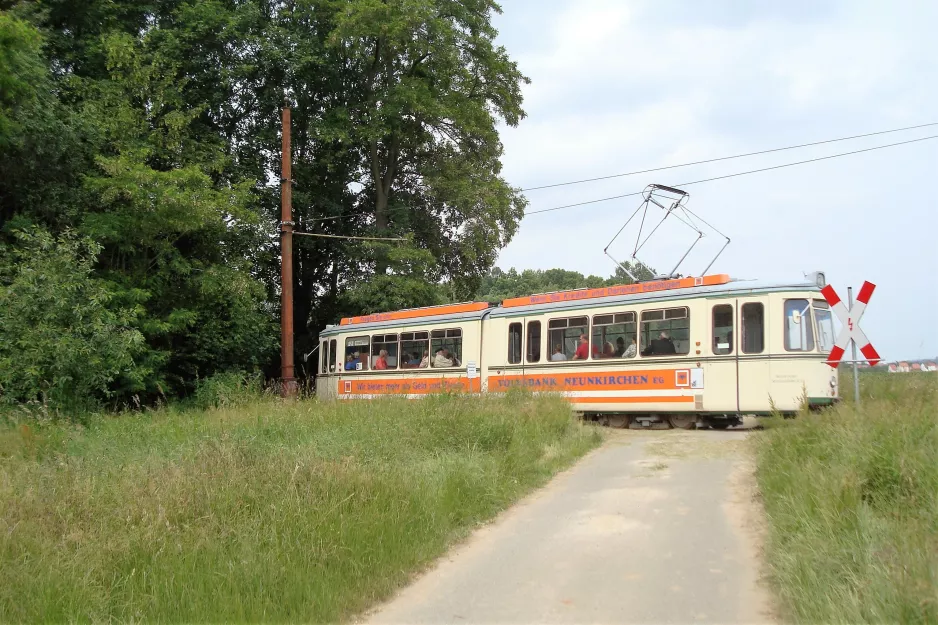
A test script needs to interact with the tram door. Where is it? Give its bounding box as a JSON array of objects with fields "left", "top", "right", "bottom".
[
  {"left": 507, "top": 319, "right": 541, "bottom": 377},
  {"left": 736, "top": 298, "right": 769, "bottom": 412},
  {"left": 710, "top": 301, "right": 738, "bottom": 412},
  {"left": 508, "top": 321, "right": 525, "bottom": 375}
]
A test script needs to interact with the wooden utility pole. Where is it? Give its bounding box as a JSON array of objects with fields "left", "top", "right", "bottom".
[{"left": 280, "top": 106, "right": 297, "bottom": 397}]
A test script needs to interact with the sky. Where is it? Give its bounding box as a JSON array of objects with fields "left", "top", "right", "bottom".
[{"left": 489, "top": 0, "right": 938, "bottom": 361}]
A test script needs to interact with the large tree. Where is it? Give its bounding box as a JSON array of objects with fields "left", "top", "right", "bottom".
[{"left": 1, "top": 0, "right": 530, "bottom": 401}]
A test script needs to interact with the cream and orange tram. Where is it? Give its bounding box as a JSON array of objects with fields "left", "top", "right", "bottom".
[{"left": 315, "top": 273, "right": 839, "bottom": 428}]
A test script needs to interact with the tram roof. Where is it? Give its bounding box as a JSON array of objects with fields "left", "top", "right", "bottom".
[
  {"left": 488, "top": 276, "right": 821, "bottom": 318},
  {"left": 319, "top": 274, "right": 822, "bottom": 335}
]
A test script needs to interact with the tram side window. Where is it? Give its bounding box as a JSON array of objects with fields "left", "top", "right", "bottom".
[
  {"left": 400, "top": 331, "right": 429, "bottom": 368},
  {"left": 344, "top": 336, "right": 370, "bottom": 370},
  {"left": 741, "top": 303, "right": 764, "bottom": 354},
  {"left": 784, "top": 299, "right": 815, "bottom": 352},
  {"left": 508, "top": 323, "right": 522, "bottom": 364},
  {"left": 591, "top": 312, "right": 637, "bottom": 359},
  {"left": 430, "top": 328, "right": 463, "bottom": 367},
  {"left": 321, "top": 341, "right": 328, "bottom": 374},
  {"left": 640, "top": 307, "right": 690, "bottom": 356},
  {"left": 329, "top": 339, "right": 337, "bottom": 372},
  {"left": 712, "top": 304, "right": 733, "bottom": 355},
  {"left": 813, "top": 300, "right": 835, "bottom": 353},
  {"left": 548, "top": 316, "right": 589, "bottom": 361},
  {"left": 527, "top": 321, "right": 542, "bottom": 363},
  {"left": 371, "top": 333, "right": 398, "bottom": 370}
]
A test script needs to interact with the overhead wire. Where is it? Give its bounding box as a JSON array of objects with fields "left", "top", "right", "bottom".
[
  {"left": 525, "top": 133, "right": 938, "bottom": 216},
  {"left": 290, "top": 126, "right": 938, "bottom": 230},
  {"left": 520, "top": 121, "right": 938, "bottom": 192}
]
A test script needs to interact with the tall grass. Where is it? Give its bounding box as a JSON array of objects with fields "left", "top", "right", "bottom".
[
  {"left": 756, "top": 372, "right": 938, "bottom": 623},
  {"left": 0, "top": 392, "right": 600, "bottom": 622}
]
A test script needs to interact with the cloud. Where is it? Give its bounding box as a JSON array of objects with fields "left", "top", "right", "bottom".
[{"left": 491, "top": 0, "right": 938, "bottom": 359}]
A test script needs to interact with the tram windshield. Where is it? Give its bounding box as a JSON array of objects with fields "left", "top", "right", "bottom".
[
  {"left": 784, "top": 299, "right": 815, "bottom": 351},
  {"left": 813, "top": 300, "right": 835, "bottom": 353}
]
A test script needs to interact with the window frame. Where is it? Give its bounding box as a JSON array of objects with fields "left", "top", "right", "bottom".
[
  {"left": 712, "top": 304, "right": 734, "bottom": 355},
  {"left": 329, "top": 339, "right": 337, "bottom": 372},
  {"left": 783, "top": 298, "right": 815, "bottom": 352},
  {"left": 591, "top": 311, "right": 637, "bottom": 359},
  {"left": 400, "top": 331, "right": 430, "bottom": 369},
  {"left": 526, "top": 320, "right": 542, "bottom": 363},
  {"left": 639, "top": 306, "right": 690, "bottom": 356},
  {"left": 344, "top": 336, "right": 370, "bottom": 371},
  {"left": 740, "top": 302, "right": 765, "bottom": 354},
  {"left": 547, "top": 315, "right": 590, "bottom": 362},
  {"left": 430, "top": 328, "right": 464, "bottom": 369},
  {"left": 321, "top": 340, "right": 328, "bottom": 374},
  {"left": 508, "top": 322, "right": 522, "bottom": 364},
  {"left": 812, "top": 299, "right": 835, "bottom": 353},
  {"left": 370, "top": 333, "right": 399, "bottom": 370}
]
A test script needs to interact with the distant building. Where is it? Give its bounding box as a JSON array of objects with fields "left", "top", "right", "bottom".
[
  {"left": 924, "top": 362, "right": 937, "bottom": 372},
  {"left": 911, "top": 363, "right": 922, "bottom": 372},
  {"left": 898, "top": 361, "right": 911, "bottom": 373},
  {"left": 888, "top": 363, "right": 898, "bottom": 373}
]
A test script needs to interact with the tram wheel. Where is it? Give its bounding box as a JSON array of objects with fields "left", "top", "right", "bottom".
[
  {"left": 668, "top": 414, "right": 696, "bottom": 430},
  {"left": 709, "top": 421, "right": 730, "bottom": 430}
]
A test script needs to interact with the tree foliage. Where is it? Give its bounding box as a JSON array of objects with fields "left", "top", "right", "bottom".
[
  {"left": 0, "top": 229, "right": 146, "bottom": 409},
  {"left": 474, "top": 261, "right": 657, "bottom": 303},
  {"left": 0, "top": 1, "right": 530, "bottom": 406}
]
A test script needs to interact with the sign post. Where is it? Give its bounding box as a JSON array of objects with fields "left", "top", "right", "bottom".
[{"left": 821, "top": 281, "right": 880, "bottom": 404}]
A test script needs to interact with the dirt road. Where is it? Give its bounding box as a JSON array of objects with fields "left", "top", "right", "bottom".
[{"left": 364, "top": 422, "right": 776, "bottom": 624}]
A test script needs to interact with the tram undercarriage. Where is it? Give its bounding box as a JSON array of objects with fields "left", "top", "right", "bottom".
[{"left": 582, "top": 413, "right": 744, "bottom": 430}]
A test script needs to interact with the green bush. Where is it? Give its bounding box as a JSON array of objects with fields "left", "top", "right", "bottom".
[{"left": 0, "top": 228, "right": 146, "bottom": 411}]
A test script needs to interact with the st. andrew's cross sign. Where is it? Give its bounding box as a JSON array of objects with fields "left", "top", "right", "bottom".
[{"left": 820, "top": 281, "right": 881, "bottom": 368}]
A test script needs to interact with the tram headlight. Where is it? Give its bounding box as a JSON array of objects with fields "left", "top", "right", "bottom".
[{"left": 830, "top": 376, "right": 838, "bottom": 396}]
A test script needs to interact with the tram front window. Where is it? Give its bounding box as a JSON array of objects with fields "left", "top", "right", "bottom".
[
  {"left": 784, "top": 299, "right": 815, "bottom": 352},
  {"left": 813, "top": 300, "right": 835, "bottom": 353}
]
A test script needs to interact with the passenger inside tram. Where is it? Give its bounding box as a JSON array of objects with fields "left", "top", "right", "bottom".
[
  {"left": 615, "top": 337, "right": 626, "bottom": 357},
  {"left": 601, "top": 341, "right": 615, "bottom": 358},
  {"left": 623, "top": 337, "right": 637, "bottom": 358},
  {"left": 374, "top": 349, "right": 389, "bottom": 370},
  {"left": 572, "top": 334, "right": 590, "bottom": 360},
  {"left": 551, "top": 344, "right": 567, "bottom": 361},
  {"left": 642, "top": 332, "right": 676, "bottom": 356},
  {"left": 432, "top": 347, "right": 459, "bottom": 368}
]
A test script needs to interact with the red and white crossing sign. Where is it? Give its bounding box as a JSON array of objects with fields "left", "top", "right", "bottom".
[{"left": 820, "top": 281, "right": 880, "bottom": 368}]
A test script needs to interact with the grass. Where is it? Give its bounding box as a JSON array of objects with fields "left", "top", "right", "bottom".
[
  {"left": 0, "top": 391, "right": 600, "bottom": 623},
  {"left": 756, "top": 372, "right": 938, "bottom": 623}
]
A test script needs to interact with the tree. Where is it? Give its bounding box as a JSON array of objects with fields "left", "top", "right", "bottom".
[
  {"left": 473, "top": 261, "right": 658, "bottom": 303},
  {"left": 275, "top": 0, "right": 530, "bottom": 353}
]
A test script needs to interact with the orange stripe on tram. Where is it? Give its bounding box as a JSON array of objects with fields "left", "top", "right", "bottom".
[
  {"left": 340, "top": 302, "right": 490, "bottom": 326},
  {"left": 574, "top": 396, "right": 694, "bottom": 404},
  {"left": 488, "top": 369, "right": 689, "bottom": 392},
  {"left": 501, "top": 274, "right": 730, "bottom": 308},
  {"left": 339, "top": 377, "right": 482, "bottom": 395}
]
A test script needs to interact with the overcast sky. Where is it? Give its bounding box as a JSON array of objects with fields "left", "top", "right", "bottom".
[{"left": 490, "top": 0, "right": 938, "bottom": 361}]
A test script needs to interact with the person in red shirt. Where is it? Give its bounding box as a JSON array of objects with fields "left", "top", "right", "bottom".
[
  {"left": 374, "top": 349, "right": 390, "bottom": 370},
  {"left": 572, "top": 334, "right": 591, "bottom": 360}
]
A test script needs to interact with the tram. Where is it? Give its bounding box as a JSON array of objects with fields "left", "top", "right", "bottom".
[{"left": 314, "top": 272, "right": 838, "bottom": 428}]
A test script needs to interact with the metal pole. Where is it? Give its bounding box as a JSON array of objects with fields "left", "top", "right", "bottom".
[
  {"left": 280, "top": 106, "right": 297, "bottom": 397},
  {"left": 848, "top": 286, "right": 859, "bottom": 404}
]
